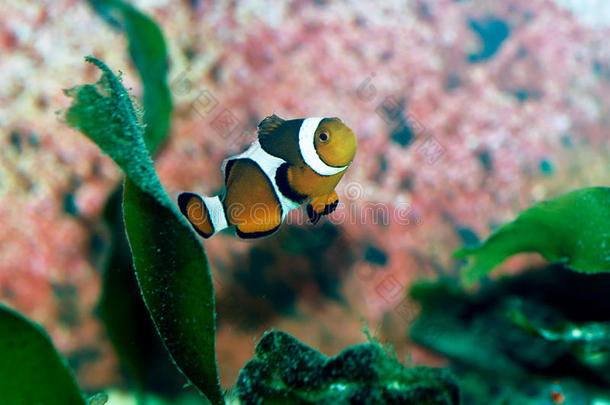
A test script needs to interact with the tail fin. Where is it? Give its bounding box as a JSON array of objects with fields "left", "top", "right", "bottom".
[{"left": 177, "top": 192, "right": 229, "bottom": 238}]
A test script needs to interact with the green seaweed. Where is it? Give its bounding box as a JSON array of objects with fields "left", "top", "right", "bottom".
[
  {"left": 87, "top": 0, "right": 172, "bottom": 153},
  {"left": 64, "top": 57, "right": 161, "bottom": 201},
  {"left": 123, "top": 179, "right": 222, "bottom": 403},
  {"left": 99, "top": 187, "right": 187, "bottom": 400},
  {"left": 64, "top": 57, "right": 223, "bottom": 405},
  {"left": 409, "top": 265, "right": 610, "bottom": 404},
  {"left": 235, "top": 330, "right": 460, "bottom": 405},
  {"left": 84, "top": 0, "right": 177, "bottom": 398},
  {"left": 0, "top": 304, "right": 86, "bottom": 405},
  {"left": 506, "top": 302, "right": 610, "bottom": 373},
  {"left": 455, "top": 187, "right": 610, "bottom": 285}
]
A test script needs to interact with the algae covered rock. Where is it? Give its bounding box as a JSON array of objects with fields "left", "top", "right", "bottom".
[{"left": 235, "top": 330, "right": 459, "bottom": 405}]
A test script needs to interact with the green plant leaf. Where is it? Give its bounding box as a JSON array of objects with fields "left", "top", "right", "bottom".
[
  {"left": 87, "top": 0, "right": 172, "bottom": 153},
  {"left": 0, "top": 304, "right": 86, "bottom": 405},
  {"left": 455, "top": 187, "right": 610, "bottom": 285},
  {"left": 87, "top": 0, "right": 177, "bottom": 396},
  {"left": 99, "top": 187, "right": 187, "bottom": 401},
  {"left": 123, "top": 178, "right": 222, "bottom": 404},
  {"left": 64, "top": 57, "right": 223, "bottom": 405}
]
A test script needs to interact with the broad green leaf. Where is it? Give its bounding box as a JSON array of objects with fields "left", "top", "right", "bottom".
[
  {"left": 0, "top": 304, "right": 86, "bottom": 405},
  {"left": 87, "top": 0, "right": 172, "bottom": 153},
  {"left": 455, "top": 187, "right": 610, "bottom": 285},
  {"left": 123, "top": 179, "right": 222, "bottom": 404},
  {"left": 99, "top": 187, "right": 187, "bottom": 401},
  {"left": 64, "top": 57, "right": 223, "bottom": 405}
]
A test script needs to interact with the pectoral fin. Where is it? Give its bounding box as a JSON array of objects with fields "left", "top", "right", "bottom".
[{"left": 307, "top": 190, "right": 339, "bottom": 225}]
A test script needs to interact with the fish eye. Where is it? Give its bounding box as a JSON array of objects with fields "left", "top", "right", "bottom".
[{"left": 318, "top": 132, "right": 329, "bottom": 142}]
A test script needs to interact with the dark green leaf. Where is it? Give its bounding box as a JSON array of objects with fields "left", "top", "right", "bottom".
[
  {"left": 455, "top": 187, "right": 610, "bottom": 285},
  {"left": 87, "top": 0, "right": 172, "bottom": 153},
  {"left": 65, "top": 57, "right": 223, "bottom": 405},
  {"left": 124, "top": 178, "right": 222, "bottom": 404},
  {"left": 99, "top": 188, "right": 186, "bottom": 400},
  {"left": 0, "top": 304, "right": 86, "bottom": 405},
  {"left": 85, "top": 0, "right": 175, "bottom": 396}
]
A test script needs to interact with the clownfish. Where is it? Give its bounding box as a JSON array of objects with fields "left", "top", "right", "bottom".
[{"left": 177, "top": 114, "right": 357, "bottom": 239}]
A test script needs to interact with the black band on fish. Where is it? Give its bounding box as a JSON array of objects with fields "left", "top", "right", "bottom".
[
  {"left": 224, "top": 158, "right": 236, "bottom": 185},
  {"left": 177, "top": 192, "right": 196, "bottom": 220},
  {"left": 178, "top": 192, "right": 216, "bottom": 238},
  {"left": 306, "top": 199, "right": 338, "bottom": 225},
  {"left": 235, "top": 224, "right": 281, "bottom": 239},
  {"left": 306, "top": 204, "right": 322, "bottom": 225},
  {"left": 276, "top": 163, "right": 308, "bottom": 204},
  {"left": 323, "top": 199, "right": 339, "bottom": 215}
]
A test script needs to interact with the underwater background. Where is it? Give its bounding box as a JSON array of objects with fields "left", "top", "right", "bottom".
[{"left": 1, "top": 0, "right": 610, "bottom": 404}]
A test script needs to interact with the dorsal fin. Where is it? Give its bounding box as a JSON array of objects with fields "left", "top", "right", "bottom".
[
  {"left": 258, "top": 114, "right": 303, "bottom": 164},
  {"left": 258, "top": 114, "right": 286, "bottom": 139}
]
